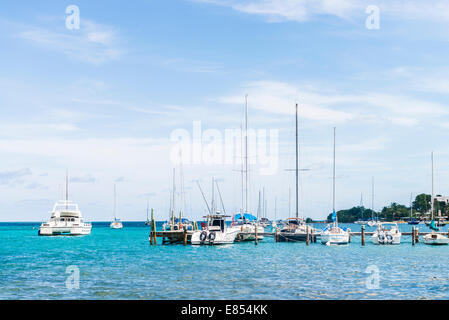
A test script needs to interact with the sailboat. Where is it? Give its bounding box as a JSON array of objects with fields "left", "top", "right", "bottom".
[
  {"left": 354, "top": 194, "right": 367, "bottom": 225},
  {"left": 408, "top": 193, "right": 419, "bottom": 225},
  {"left": 423, "top": 152, "right": 449, "bottom": 245},
  {"left": 278, "top": 103, "right": 316, "bottom": 242},
  {"left": 110, "top": 184, "right": 123, "bottom": 229},
  {"left": 145, "top": 200, "right": 151, "bottom": 226},
  {"left": 162, "top": 168, "right": 194, "bottom": 232},
  {"left": 232, "top": 95, "right": 264, "bottom": 241},
  {"left": 320, "top": 127, "right": 350, "bottom": 245},
  {"left": 367, "top": 177, "right": 378, "bottom": 227}
]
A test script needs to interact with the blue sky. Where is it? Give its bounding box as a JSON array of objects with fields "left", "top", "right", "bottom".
[{"left": 2, "top": 0, "right": 449, "bottom": 221}]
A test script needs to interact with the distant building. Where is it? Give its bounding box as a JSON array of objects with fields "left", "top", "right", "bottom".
[{"left": 434, "top": 196, "right": 449, "bottom": 205}]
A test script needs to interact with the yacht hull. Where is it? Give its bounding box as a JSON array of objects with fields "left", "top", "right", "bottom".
[
  {"left": 423, "top": 235, "right": 449, "bottom": 245},
  {"left": 320, "top": 233, "right": 349, "bottom": 245},
  {"left": 372, "top": 234, "right": 401, "bottom": 245},
  {"left": 277, "top": 232, "right": 316, "bottom": 242},
  {"left": 38, "top": 225, "right": 92, "bottom": 236},
  {"left": 191, "top": 229, "right": 239, "bottom": 245}
]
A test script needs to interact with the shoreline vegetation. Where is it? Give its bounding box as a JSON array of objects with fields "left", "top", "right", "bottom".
[{"left": 310, "top": 193, "right": 447, "bottom": 223}]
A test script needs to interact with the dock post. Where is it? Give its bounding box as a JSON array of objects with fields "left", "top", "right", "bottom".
[
  {"left": 151, "top": 209, "right": 157, "bottom": 245},
  {"left": 412, "top": 226, "right": 415, "bottom": 246},
  {"left": 275, "top": 228, "right": 279, "bottom": 242},
  {"left": 311, "top": 228, "right": 314, "bottom": 243},
  {"left": 348, "top": 228, "right": 351, "bottom": 243},
  {"left": 361, "top": 225, "right": 365, "bottom": 246},
  {"left": 415, "top": 228, "right": 419, "bottom": 243},
  {"left": 183, "top": 228, "right": 188, "bottom": 246},
  {"left": 150, "top": 209, "right": 154, "bottom": 245},
  {"left": 306, "top": 227, "right": 310, "bottom": 246},
  {"left": 255, "top": 225, "right": 258, "bottom": 246}
]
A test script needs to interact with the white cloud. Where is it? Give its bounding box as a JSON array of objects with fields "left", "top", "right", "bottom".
[
  {"left": 194, "top": 0, "right": 361, "bottom": 22},
  {"left": 218, "top": 80, "right": 354, "bottom": 123},
  {"left": 194, "top": 0, "right": 449, "bottom": 23},
  {"left": 17, "top": 20, "right": 123, "bottom": 64},
  {"left": 217, "top": 80, "right": 449, "bottom": 126}
]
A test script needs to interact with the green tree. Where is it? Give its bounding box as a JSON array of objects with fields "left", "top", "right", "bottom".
[
  {"left": 326, "top": 206, "right": 373, "bottom": 223},
  {"left": 413, "top": 194, "right": 431, "bottom": 213},
  {"left": 380, "top": 203, "right": 410, "bottom": 221}
]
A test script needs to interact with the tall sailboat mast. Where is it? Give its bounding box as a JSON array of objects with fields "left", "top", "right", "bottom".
[
  {"left": 333, "top": 127, "right": 337, "bottom": 226},
  {"left": 240, "top": 125, "right": 244, "bottom": 213},
  {"left": 172, "top": 168, "right": 176, "bottom": 223},
  {"left": 65, "top": 170, "right": 69, "bottom": 210},
  {"left": 146, "top": 199, "right": 149, "bottom": 221},
  {"left": 244, "top": 94, "right": 249, "bottom": 213},
  {"left": 371, "top": 176, "right": 375, "bottom": 220},
  {"left": 179, "top": 150, "right": 185, "bottom": 220},
  {"left": 295, "top": 103, "right": 299, "bottom": 218},
  {"left": 211, "top": 177, "right": 215, "bottom": 213},
  {"left": 431, "top": 151, "right": 434, "bottom": 220}
]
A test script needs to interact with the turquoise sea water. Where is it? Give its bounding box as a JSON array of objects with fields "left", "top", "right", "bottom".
[{"left": 2, "top": 222, "right": 449, "bottom": 300}]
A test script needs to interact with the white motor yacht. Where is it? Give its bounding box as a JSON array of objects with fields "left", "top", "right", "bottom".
[
  {"left": 191, "top": 213, "right": 239, "bottom": 245},
  {"left": 372, "top": 222, "right": 401, "bottom": 245},
  {"left": 39, "top": 200, "right": 92, "bottom": 236}
]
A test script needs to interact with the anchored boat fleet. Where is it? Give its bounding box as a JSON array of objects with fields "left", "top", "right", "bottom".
[{"left": 38, "top": 101, "right": 449, "bottom": 247}]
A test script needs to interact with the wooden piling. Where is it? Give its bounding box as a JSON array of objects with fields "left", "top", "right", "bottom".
[
  {"left": 414, "top": 228, "right": 418, "bottom": 243},
  {"left": 348, "top": 228, "right": 351, "bottom": 243},
  {"left": 255, "top": 225, "right": 258, "bottom": 246},
  {"left": 150, "top": 209, "right": 154, "bottom": 245},
  {"left": 361, "top": 225, "right": 365, "bottom": 246},
  {"left": 151, "top": 209, "right": 157, "bottom": 245},
  {"left": 183, "top": 228, "right": 188, "bottom": 246},
  {"left": 412, "top": 226, "right": 415, "bottom": 246},
  {"left": 306, "top": 227, "right": 310, "bottom": 246}
]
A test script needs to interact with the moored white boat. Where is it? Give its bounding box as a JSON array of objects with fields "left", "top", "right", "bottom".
[
  {"left": 320, "top": 127, "right": 349, "bottom": 246},
  {"left": 110, "top": 184, "right": 123, "bottom": 229},
  {"left": 191, "top": 214, "right": 239, "bottom": 245},
  {"left": 110, "top": 218, "right": 123, "bottom": 229},
  {"left": 372, "top": 222, "right": 401, "bottom": 245},
  {"left": 423, "top": 233, "right": 449, "bottom": 245},
  {"left": 279, "top": 217, "right": 317, "bottom": 242},
  {"left": 39, "top": 200, "right": 92, "bottom": 236},
  {"left": 233, "top": 213, "right": 264, "bottom": 241},
  {"left": 424, "top": 152, "right": 449, "bottom": 246},
  {"left": 321, "top": 225, "right": 349, "bottom": 245},
  {"left": 39, "top": 173, "right": 91, "bottom": 236}
]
